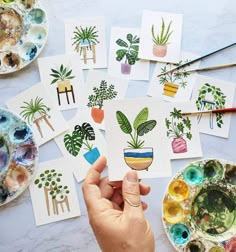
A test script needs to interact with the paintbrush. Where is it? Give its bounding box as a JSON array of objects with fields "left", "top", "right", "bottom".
[
  {"left": 181, "top": 107, "right": 236, "bottom": 116},
  {"left": 157, "top": 42, "right": 236, "bottom": 77}
]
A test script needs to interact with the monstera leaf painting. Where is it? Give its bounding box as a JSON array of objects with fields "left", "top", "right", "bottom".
[{"left": 64, "top": 131, "right": 83, "bottom": 157}]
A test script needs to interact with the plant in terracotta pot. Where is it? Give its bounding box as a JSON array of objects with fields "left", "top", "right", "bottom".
[
  {"left": 115, "top": 33, "right": 140, "bottom": 74},
  {"left": 64, "top": 122, "right": 100, "bottom": 164},
  {"left": 165, "top": 108, "right": 192, "bottom": 154},
  {"left": 50, "top": 64, "right": 75, "bottom": 93},
  {"left": 87, "top": 80, "right": 118, "bottom": 124},
  {"left": 159, "top": 60, "right": 190, "bottom": 97},
  {"left": 20, "top": 96, "right": 54, "bottom": 138},
  {"left": 151, "top": 18, "right": 173, "bottom": 57},
  {"left": 116, "top": 107, "right": 156, "bottom": 171}
]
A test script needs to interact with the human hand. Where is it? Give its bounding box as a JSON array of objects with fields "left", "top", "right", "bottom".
[{"left": 82, "top": 156, "right": 155, "bottom": 252}]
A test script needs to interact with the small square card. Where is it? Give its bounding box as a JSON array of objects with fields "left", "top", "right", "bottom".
[
  {"left": 139, "top": 10, "right": 183, "bottom": 63},
  {"left": 147, "top": 51, "right": 200, "bottom": 102},
  {"left": 38, "top": 54, "right": 86, "bottom": 111},
  {"left": 108, "top": 27, "right": 150, "bottom": 80},
  {"left": 191, "top": 75, "right": 236, "bottom": 138},
  {"left": 65, "top": 16, "right": 107, "bottom": 69},
  {"left": 80, "top": 69, "right": 128, "bottom": 130},
  {"left": 54, "top": 110, "right": 107, "bottom": 183},
  {"left": 104, "top": 97, "right": 172, "bottom": 181},
  {"left": 164, "top": 102, "right": 202, "bottom": 160},
  {"left": 6, "top": 83, "right": 68, "bottom": 146},
  {"left": 29, "top": 158, "right": 81, "bottom": 226}
]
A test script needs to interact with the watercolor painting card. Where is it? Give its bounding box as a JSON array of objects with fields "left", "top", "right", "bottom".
[
  {"left": 108, "top": 27, "right": 150, "bottom": 81},
  {"left": 104, "top": 97, "right": 172, "bottom": 181},
  {"left": 163, "top": 102, "right": 202, "bottom": 160},
  {"left": 80, "top": 69, "right": 129, "bottom": 131},
  {"left": 54, "top": 110, "right": 106, "bottom": 183},
  {"left": 191, "top": 75, "right": 235, "bottom": 138},
  {"left": 139, "top": 10, "right": 183, "bottom": 63},
  {"left": 147, "top": 51, "right": 200, "bottom": 102},
  {"left": 29, "top": 158, "right": 81, "bottom": 226},
  {"left": 38, "top": 54, "right": 86, "bottom": 111},
  {"left": 6, "top": 83, "right": 68, "bottom": 146},
  {"left": 65, "top": 16, "right": 107, "bottom": 69}
]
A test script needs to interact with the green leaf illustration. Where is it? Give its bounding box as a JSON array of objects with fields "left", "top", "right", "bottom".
[
  {"left": 116, "top": 111, "right": 132, "bottom": 134},
  {"left": 75, "top": 122, "right": 95, "bottom": 141},
  {"left": 116, "top": 39, "right": 128, "bottom": 48},
  {"left": 137, "top": 120, "right": 157, "bottom": 136},
  {"left": 133, "top": 107, "right": 148, "bottom": 130},
  {"left": 64, "top": 131, "right": 83, "bottom": 156}
]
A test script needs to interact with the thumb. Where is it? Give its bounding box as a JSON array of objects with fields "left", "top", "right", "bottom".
[{"left": 122, "top": 171, "right": 143, "bottom": 217}]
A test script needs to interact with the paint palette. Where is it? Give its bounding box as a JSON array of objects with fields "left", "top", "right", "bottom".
[
  {"left": 0, "top": 0, "right": 48, "bottom": 75},
  {"left": 0, "top": 108, "right": 38, "bottom": 206},
  {"left": 162, "top": 159, "right": 236, "bottom": 252}
]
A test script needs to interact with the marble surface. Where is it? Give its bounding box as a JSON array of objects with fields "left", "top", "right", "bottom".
[{"left": 1, "top": 0, "right": 236, "bottom": 251}]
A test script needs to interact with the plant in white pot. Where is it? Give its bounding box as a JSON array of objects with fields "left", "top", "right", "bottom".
[{"left": 115, "top": 33, "right": 140, "bottom": 74}]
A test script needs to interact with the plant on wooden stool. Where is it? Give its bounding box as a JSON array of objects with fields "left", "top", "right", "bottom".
[
  {"left": 159, "top": 60, "right": 190, "bottom": 97},
  {"left": 115, "top": 33, "right": 140, "bottom": 74},
  {"left": 152, "top": 18, "right": 173, "bottom": 57},
  {"left": 87, "top": 80, "right": 118, "bottom": 123},
  {"left": 165, "top": 108, "right": 192, "bottom": 154}
]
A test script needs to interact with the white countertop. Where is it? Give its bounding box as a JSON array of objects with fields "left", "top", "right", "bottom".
[{"left": 1, "top": 0, "right": 236, "bottom": 251}]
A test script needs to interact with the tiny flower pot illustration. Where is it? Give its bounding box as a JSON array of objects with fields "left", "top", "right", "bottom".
[
  {"left": 124, "top": 147, "right": 153, "bottom": 171},
  {"left": 153, "top": 44, "right": 167, "bottom": 57},
  {"left": 83, "top": 147, "right": 100, "bottom": 165},
  {"left": 172, "top": 137, "right": 187, "bottom": 153},
  {"left": 121, "top": 63, "right": 132, "bottom": 74},
  {"left": 79, "top": 39, "right": 90, "bottom": 46},
  {"left": 163, "top": 82, "right": 179, "bottom": 97},
  {"left": 91, "top": 107, "right": 104, "bottom": 124},
  {"left": 57, "top": 80, "right": 72, "bottom": 92}
]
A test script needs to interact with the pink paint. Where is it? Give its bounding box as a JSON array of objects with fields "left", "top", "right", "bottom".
[
  {"left": 172, "top": 137, "right": 187, "bottom": 153},
  {"left": 121, "top": 63, "right": 131, "bottom": 74}
]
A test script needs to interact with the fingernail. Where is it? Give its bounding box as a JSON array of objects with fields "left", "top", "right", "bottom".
[{"left": 126, "top": 171, "right": 138, "bottom": 182}]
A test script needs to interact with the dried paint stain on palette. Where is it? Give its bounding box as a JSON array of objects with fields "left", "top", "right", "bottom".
[
  {"left": 0, "top": 0, "right": 48, "bottom": 74},
  {"left": 0, "top": 108, "right": 38, "bottom": 206},
  {"left": 162, "top": 159, "right": 236, "bottom": 252}
]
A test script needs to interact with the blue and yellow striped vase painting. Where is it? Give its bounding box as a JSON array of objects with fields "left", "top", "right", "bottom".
[{"left": 124, "top": 147, "right": 153, "bottom": 171}]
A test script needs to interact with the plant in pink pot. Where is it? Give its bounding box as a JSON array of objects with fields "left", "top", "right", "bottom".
[{"left": 165, "top": 108, "right": 192, "bottom": 154}]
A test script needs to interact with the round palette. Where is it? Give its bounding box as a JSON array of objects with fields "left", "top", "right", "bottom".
[
  {"left": 0, "top": 107, "right": 38, "bottom": 206},
  {"left": 162, "top": 159, "right": 236, "bottom": 252},
  {"left": 0, "top": 0, "right": 48, "bottom": 75}
]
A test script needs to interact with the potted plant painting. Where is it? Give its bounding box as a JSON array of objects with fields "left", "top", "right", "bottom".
[
  {"left": 20, "top": 96, "right": 54, "bottom": 138},
  {"left": 196, "top": 83, "right": 226, "bottom": 129},
  {"left": 72, "top": 25, "right": 99, "bottom": 64},
  {"left": 34, "top": 169, "right": 70, "bottom": 216},
  {"left": 87, "top": 80, "right": 118, "bottom": 124},
  {"left": 165, "top": 108, "right": 192, "bottom": 154},
  {"left": 64, "top": 122, "right": 100, "bottom": 165},
  {"left": 50, "top": 64, "right": 75, "bottom": 93},
  {"left": 115, "top": 33, "right": 140, "bottom": 75},
  {"left": 116, "top": 107, "right": 156, "bottom": 171},
  {"left": 151, "top": 18, "right": 173, "bottom": 57},
  {"left": 159, "top": 60, "right": 190, "bottom": 97}
]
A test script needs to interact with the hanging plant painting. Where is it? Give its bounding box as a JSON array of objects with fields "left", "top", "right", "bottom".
[
  {"left": 151, "top": 18, "right": 173, "bottom": 57},
  {"left": 20, "top": 96, "right": 54, "bottom": 138},
  {"left": 196, "top": 83, "right": 226, "bottom": 129},
  {"left": 34, "top": 169, "right": 70, "bottom": 216},
  {"left": 87, "top": 80, "right": 118, "bottom": 124},
  {"left": 72, "top": 25, "right": 99, "bottom": 64},
  {"left": 159, "top": 60, "right": 190, "bottom": 97},
  {"left": 50, "top": 64, "right": 76, "bottom": 106},
  {"left": 63, "top": 122, "right": 100, "bottom": 164},
  {"left": 116, "top": 107, "right": 156, "bottom": 171},
  {"left": 115, "top": 33, "right": 140, "bottom": 75},
  {"left": 165, "top": 108, "right": 192, "bottom": 154}
]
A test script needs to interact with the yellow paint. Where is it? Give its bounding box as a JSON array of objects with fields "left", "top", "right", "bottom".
[{"left": 168, "top": 179, "right": 189, "bottom": 201}]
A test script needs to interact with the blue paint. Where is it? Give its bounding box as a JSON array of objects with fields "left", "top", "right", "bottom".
[
  {"left": 28, "top": 9, "right": 45, "bottom": 24},
  {"left": 26, "top": 46, "right": 37, "bottom": 60},
  {"left": 169, "top": 224, "right": 190, "bottom": 245},
  {"left": 0, "top": 113, "right": 10, "bottom": 129},
  {"left": 183, "top": 165, "right": 203, "bottom": 185},
  {"left": 124, "top": 152, "right": 153, "bottom": 158},
  {"left": 83, "top": 147, "right": 100, "bottom": 165}
]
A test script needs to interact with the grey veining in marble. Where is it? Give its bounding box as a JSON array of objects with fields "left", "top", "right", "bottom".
[{"left": 1, "top": 0, "right": 236, "bottom": 251}]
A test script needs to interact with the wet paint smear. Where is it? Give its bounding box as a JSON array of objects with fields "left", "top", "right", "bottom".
[
  {"left": 183, "top": 165, "right": 203, "bottom": 185},
  {"left": 169, "top": 223, "right": 190, "bottom": 244}
]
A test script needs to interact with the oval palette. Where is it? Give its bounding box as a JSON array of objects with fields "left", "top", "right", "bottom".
[
  {"left": 0, "top": 0, "right": 48, "bottom": 75},
  {"left": 162, "top": 159, "right": 236, "bottom": 252},
  {"left": 0, "top": 108, "right": 38, "bottom": 206}
]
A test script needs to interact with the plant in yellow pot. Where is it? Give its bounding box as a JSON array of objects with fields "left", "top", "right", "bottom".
[
  {"left": 159, "top": 61, "right": 190, "bottom": 97},
  {"left": 50, "top": 64, "right": 75, "bottom": 93},
  {"left": 151, "top": 18, "right": 173, "bottom": 57}
]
